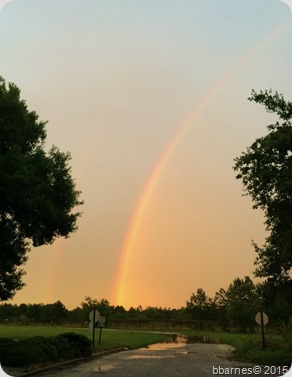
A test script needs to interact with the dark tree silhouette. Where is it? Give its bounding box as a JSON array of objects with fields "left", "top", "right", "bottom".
[
  {"left": 0, "top": 77, "right": 83, "bottom": 300},
  {"left": 234, "top": 89, "right": 292, "bottom": 282}
]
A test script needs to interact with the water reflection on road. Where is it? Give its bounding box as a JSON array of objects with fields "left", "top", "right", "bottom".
[
  {"left": 4, "top": 334, "right": 264, "bottom": 377},
  {"left": 89, "top": 338, "right": 237, "bottom": 377},
  {"left": 163, "top": 333, "right": 222, "bottom": 345}
]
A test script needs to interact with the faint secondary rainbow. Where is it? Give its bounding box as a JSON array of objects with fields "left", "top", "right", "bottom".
[{"left": 111, "top": 20, "right": 290, "bottom": 307}]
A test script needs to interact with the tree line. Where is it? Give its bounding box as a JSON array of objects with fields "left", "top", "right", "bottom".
[{"left": 1, "top": 275, "right": 291, "bottom": 332}]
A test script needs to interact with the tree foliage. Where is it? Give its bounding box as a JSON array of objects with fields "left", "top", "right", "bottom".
[
  {"left": 214, "top": 277, "right": 260, "bottom": 331},
  {"left": 0, "top": 77, "right": 83, "bottom": 300},
  {"left": 80, "top": 297, "right": 112, "bottom": 321},
  {"left": 225, "top": 276, "right": 260, "bottom": 331},
  {"left": 186, "top": 288, "right": 215, "bottom": 320},
  {"left": 234, "top": 89, "right": 292, "bottom": 281}
]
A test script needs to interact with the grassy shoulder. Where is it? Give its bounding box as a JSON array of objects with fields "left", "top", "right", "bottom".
[
  {"left": 181, "top": 329, "right": 292, "bottom": 366},
  {"left": 0, "top": 325, "right": 168, "bottom": 352}
]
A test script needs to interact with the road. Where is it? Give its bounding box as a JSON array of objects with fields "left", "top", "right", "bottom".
[{"left": 16, "top": 342, "right": 269, "bottom": 377}]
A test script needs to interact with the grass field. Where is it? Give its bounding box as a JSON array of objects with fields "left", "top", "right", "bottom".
[{"left": 0, "top": 325, "right": 169, "bottom": 351}]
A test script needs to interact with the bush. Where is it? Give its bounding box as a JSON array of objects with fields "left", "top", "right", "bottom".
[
  {"left": 3, "top": 344, "right": 45, "bottom": 367},
  {"left": 0, "top": 338, "right": 17, "bottom": 360},
  {"left": 43, "top": 336, "right": 70, "bottom": 361},
  {"left": 14, "top": 336, "right": 58, "bottom": 363},
  {"left": 1, "top": 332, "right": 92, "bottom": 367},
  {"left": 57, "top": 332, "right": 92, "bottom": 357}
]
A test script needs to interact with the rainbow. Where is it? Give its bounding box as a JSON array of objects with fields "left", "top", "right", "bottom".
[{"left": 111, "top": 20, "right": 290, "bottom": 307}]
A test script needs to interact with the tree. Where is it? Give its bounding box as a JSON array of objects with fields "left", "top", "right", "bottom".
[
  {"left": 258, "top": 279, "right": 292, "bottom": 324},
  {"left": 43, "top": 301, "right": 68, "bottom": 324},
  {"left": 80, "top": 296, "right": 99, "bottom": 313},
  {"left": 25, "top": 303, "right": 44, "bottom": 323},
  {"left": 186, "top": 288, "right": 215, "bottom": 320},
  {"left": 0, "top": 77, "right": 83, "bottom": 300},
  {"left": 224, "top": 276, "right": 260, "bottom": 332},
  {"left": 214, "top": 288, "right": 228, "bottom": 323},
  {"left": 111, "top": 305, "right": 126, "bottom": 319},
  {"left": 80, "top": 297, "right": 112, "bottom": 320},
  {"left": 0, "top": 217, "right": 28, "bottom": 300},
  {"left": 234, "top": 89, "right": 292, "bottom": 282}
]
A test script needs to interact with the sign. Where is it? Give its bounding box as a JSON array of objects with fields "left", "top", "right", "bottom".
[
  {"left": 255, "top": 312, "right": 269, "bottom": 327},
  {"left": 97, "top": 317, "right": 106, "bottom": 345},
  {"left": 255, "top": 311, "right": 269, "bottom": 351},
  {"left": 97, "top": 316, "right": 106, "bottom": 328},
  {"left": 89, "top": 310, "right": 100, "bottom": 323}
]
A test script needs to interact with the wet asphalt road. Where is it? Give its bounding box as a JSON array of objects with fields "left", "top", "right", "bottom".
[{"left": 20, "top": 342, "right": 268, "bottom": 377}]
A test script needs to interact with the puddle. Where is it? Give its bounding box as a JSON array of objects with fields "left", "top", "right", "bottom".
[
  {"left": 163, "top": 334, "right": 184, "bottom": 343},
  {"left": 186, "top": 335, "right": 222, "bottom": 344},
  {"left": 93, "top": 364, "right": 115, "bottom": 373},
  {"left": 141, "top": 334, "right": 222, "bottom": 352},
  {"left": 129, "top": 355, "right": 175, "bottom": 359},
  {"left": 142, "top": 342, "right": 186, "bottom": 351},
  {"left": 163, "top": 334, "right": 222, "bottom": 345}
]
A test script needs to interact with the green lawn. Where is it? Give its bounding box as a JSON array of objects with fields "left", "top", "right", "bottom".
[{"left": 0, "top": 325, "right": 168, "bottom": 351}]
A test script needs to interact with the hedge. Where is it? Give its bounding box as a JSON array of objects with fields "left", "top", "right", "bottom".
[{"left": 1, "top": 332, "right": 92, "bottom": 367}]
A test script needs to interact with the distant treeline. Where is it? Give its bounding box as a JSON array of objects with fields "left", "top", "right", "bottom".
[{"left": 1, "top": 276, "right": 291, "bottom": 333}]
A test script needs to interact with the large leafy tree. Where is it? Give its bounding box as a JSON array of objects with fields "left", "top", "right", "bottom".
[
  {"left": 0, "top": 77, "right": 83, "bottom": 300},
  {"left": 234, "top": 89, "right": 292, "bottom": 282}
]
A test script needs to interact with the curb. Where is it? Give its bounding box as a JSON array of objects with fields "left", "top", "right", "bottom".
[{"left": 18, "top": 347, "right": 128, "bottom": 376}]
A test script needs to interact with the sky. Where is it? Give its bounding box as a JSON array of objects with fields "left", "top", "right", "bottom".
[{"left": 0, "top": 0, "right": 291, "bottom": 310}]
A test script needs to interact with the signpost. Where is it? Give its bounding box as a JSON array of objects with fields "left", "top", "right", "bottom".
[
  {"left": 89, "top": 310, "right": 100, "bottom": 350},
  {"left": 255, "top": 311, "right": 269, "bottom": 351}
]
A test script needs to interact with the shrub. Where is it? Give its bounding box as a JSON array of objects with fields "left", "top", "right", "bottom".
[
  {"left": 46, "top": 335, "right": 72, "bottom": 360},
  {"left": 3, "top": 344, "right": 45, "bottom": 367},
  {"left": 19, "top": 335, "right": 76, "bottom": 361},
  {"left": 1, "top": 332, "right": 92, "bottom": 367},
  {"left": 57, "top": 332, "right": 92, "bottom": 357},
  {"left": 16, "top": 336, "right": 58, "bottom": 363},
  {"left": 0, "top": 338, "right": 17, "bottom": 360}
]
